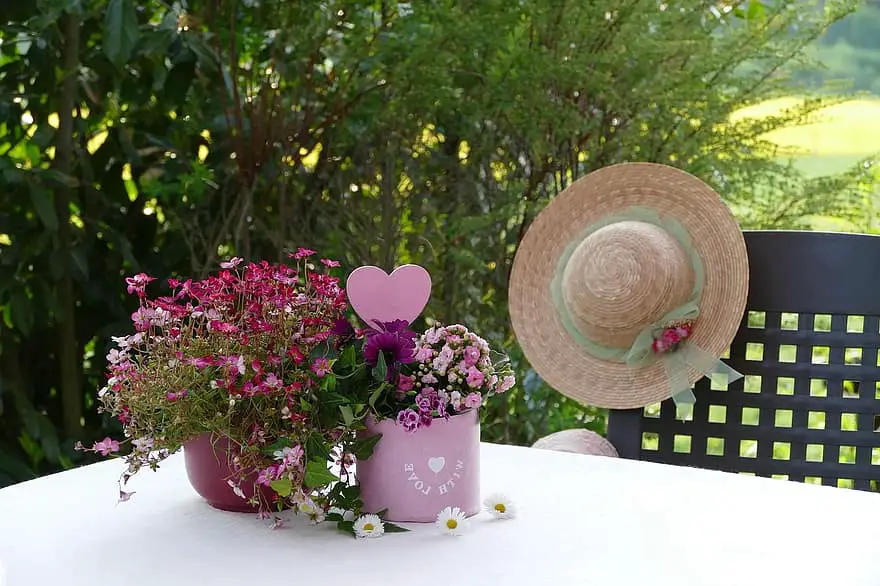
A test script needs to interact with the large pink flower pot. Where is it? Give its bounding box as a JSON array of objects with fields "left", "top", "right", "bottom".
[
  {"left": 356, "top": 410, "right": 481, "bottom": 523},
  {"left": 183, "top": 433, "right": 275, "bottom": 513}
]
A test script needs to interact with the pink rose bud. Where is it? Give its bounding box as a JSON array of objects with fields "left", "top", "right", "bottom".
[
  {"left": 661, "top": 329, "right": 680, "bottom": 347},
  {"left": 652, "top": 338, "right": 666, "bottom": 354}
]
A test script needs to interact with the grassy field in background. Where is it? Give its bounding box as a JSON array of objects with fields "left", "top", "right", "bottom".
[{"left": 732, "top": 96, "right": 880, "bottom": 177}]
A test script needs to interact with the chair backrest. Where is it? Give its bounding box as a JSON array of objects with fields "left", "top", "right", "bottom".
[{"left": 607, "top": 230, "right": 880, "bottom": 491}]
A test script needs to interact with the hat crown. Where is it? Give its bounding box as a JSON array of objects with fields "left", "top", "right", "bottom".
[{"left": 560, "top": 220, "right": 694, "bottom": 348}]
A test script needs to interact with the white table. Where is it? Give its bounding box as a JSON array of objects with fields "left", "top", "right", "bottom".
[{"left": 1, "top": 442, "right": 878, "bottom": 585}]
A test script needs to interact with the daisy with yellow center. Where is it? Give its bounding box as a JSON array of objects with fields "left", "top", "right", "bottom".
[
  {"left": 436, "top": 506, "right": 469, "bottom": 536},
  {"left": 353, "top": 514, "right": 385, "bottom": 539},
  {"left": 483, "top": 492, "right": 516, "bottom": 519}
]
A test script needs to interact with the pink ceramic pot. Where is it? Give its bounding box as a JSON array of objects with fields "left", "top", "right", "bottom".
[
  {"left": 183, "top": 433, "right": 275, "bottom": 513},
  {"left": 356, "top": 409, "right": 481, "bottom": 523}
]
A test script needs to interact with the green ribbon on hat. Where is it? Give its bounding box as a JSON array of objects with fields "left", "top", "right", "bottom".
[{"left": 550, "top": 206, "right": 742, "bottom": 419}]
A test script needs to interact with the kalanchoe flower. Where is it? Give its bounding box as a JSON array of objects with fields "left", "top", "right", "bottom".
[{"left": 396, "top": 408, "right": 420, "bottom": 433}]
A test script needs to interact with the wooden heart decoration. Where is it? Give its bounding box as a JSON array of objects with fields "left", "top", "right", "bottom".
[{"left": 346, "top": 264, "right": 432, "bottom": 329}]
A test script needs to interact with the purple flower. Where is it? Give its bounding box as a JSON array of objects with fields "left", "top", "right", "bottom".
[
  {"left": 396, "top": 409, "right": 420, "bottom": 433},
  {"left": 363, "top": 320, "right": 417, "bottom": 372},
  {"left": 330, "top": 318, "right": 356, "bottom": 348}
]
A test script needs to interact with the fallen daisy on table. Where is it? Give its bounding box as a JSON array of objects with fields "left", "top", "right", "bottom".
[
  {"left": 483, "top": 493, "right": 516, "bottom": 520},
  {"left": 436, "top": 506, "right": 469, "bottom": 536},
  {"left": 353, "top": 514, "right": 385, "bottom": 539}
]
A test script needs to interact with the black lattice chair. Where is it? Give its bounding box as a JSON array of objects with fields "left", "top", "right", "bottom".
[{"left": 604, "top": 230, "right": 880, "bottom": 491}]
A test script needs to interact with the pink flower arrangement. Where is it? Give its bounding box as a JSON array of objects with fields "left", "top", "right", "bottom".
[
  {"left": 651, "top": 322, "right": 694, "bottom": 354},
  {"left": 77, "top": 251, "right": 385, "bottom": 529}
]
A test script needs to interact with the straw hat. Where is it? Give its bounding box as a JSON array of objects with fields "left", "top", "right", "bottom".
[{"left": 509, "top": 162, "right": 748, "bottom": 409}]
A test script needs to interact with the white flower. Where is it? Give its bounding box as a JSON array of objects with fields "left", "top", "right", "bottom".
[
  {"left": 297, "top": 498, "right": 325, "bottom": 524},
  {"left": 106, "top": 348, "right": 127, "bottom": 365},
  {"left": 436, "top": 506, "right": 468, "bottom": 536},
  {"left": 353, "top": 514, "right": 384, "bottom": 538},
  {"left": 483, "top": 493, "right": 516, "bottom": 519}
]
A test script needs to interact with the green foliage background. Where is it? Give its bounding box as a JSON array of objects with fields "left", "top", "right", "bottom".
[{"left": 0, "top": 0, "right": 876, "bottom": 486}]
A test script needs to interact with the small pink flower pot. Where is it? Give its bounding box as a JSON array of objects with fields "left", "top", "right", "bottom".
[
  {"left": 183, "top": 433, "right": 276, "bottom": 513},
  {"left": 356, "top": 409, "right": 481, "bottom": 523}
]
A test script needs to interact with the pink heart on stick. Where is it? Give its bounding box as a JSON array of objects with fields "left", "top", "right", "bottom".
[{"left": 346, "top": 264, "right": 432, "bottom": 329}]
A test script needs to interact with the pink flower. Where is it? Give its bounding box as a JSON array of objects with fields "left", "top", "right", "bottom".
[
  {"left": 496, "top": 375, "right": 515, "bottom": 394},
  {"left": 464, "top": 392, "right": 483, "bottom": 409},
  {"left": 652, "top": 338, "right": 666, "bottom": 353},
  {"left": 311, "top": 358, "right": 331, "bottom": 378},
  {"left": 432, "top": 346, "right": 454, "bottom": 372},
  {"left": 396, "top": 408, "right": 420, "bottom": 433},
  {"left": 415, "top": 346, "right": 434, "bottom": 362},
  {"left": 397, "top": 374, "right": 415, "bottom": 392},
  {"left": 450, "top": 391, "right": 463, "bottom": 410},
  {"left": 257, "top": 465, "right": 278, "bottom": 487},
  {"left": 220, "top": 257, "right": 243, "bottom": 269},
  {"left": 320, "top": 258, "right": 340, "bottom": 268},
  {"left": 106, "top": 348, "right": 127, "bottom": 365},
  {"left": 465, "top": 367, "right": 485, "bottom": 389},
  {"left": 660, "top": 328, "right": 680, "bottom": 348},
  {"left": 463, "top": 346, "right": 480, "bottom": 367},
  {"left": 93, "top": 437, "right": 120, "bottom": 456},
  {"left": 124, "top": 272, "right": 156, "bottom": 296},
  {"left": 424, "top": 327, "right": 442, "bottom": 344},
  {"left": 421, "top": 373, "right": 438, "bottom": 384},
  {"left": 166, "top": 390, "right": 187, "bottom": 401},
  {"left": 265, "top": 372, "right": 282, "bottom": 388},
  {"left": 292, "top": 247, "right": 316, "bottom": 259},
  {"left": 446, "top": 334, "right": 462, "bottom": 346}
]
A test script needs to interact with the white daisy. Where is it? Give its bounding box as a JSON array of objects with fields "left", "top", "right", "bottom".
[
  {"left": 436, "top": 506, "right": 468, "bottom": 536},
  {"left": 483, "top": 493, "right": 516, "bottom": 519},
  {"left": 353, "top": 514, "right": 385, "bottom": 539}
]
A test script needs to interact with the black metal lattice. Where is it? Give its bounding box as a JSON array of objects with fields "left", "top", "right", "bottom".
[{"left": 606, "top": 231, "right": 880, "bottom": 491}]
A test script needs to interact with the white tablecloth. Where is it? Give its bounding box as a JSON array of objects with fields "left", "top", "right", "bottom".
[{"left": 1, "top": 442, "right": 878, "bottom": 585}]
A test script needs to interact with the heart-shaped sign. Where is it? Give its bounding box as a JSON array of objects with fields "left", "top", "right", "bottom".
[
  {"left": 346, "top": 264, "right": 432, "bottom": 329},
  {"left": 427, "top": 457, "right": 446, "bottom": 474}
]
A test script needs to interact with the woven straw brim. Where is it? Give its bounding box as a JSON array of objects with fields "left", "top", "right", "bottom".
[{"left": 509, "top": 162, "right": 748, "bottom": 409}]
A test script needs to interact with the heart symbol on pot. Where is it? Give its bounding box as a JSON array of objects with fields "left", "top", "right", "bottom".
[
  {"left": 346, "top": 264, "right": 432, "bottom": 329},
  {"left": 427, "top": 457, "right": 446, "bottom": 474}
]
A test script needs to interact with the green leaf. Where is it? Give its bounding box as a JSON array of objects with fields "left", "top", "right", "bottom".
[
  {"left": 383, "top": 522, "right": 410, "bottom": 533},
  {"left": 300, "top": 399, "right": 312, "bottom": 412},
  {"left": 326, "top": 512, "right": 344, "bottom": 522},
  {"left": 368, "top": 384, "right": 385, "bottom": 408},
  {"left": 305, "top": 432, "right": 331, "bottom": 461},
  {"left": 340, "top": 343, "right": 357, "bottom": 368},
  {"left": 747, "top": 1, "right": 766, "bottom": 20},
  {"left": 337, "top": 519, "right": 355, "bottom": 536},
  {"left": 321, "top": 374, "right": 337, "bottom": 392},
  {"left": 261, "top": 437, "right": 292, "bottom": 457},
  {"left": 339, "top": 404, "right": 354, "bottom": 426},
  {"left": 351, "top": 433, "right": 382, "bottom": 460},
  {"left": 104, "top": 0, "right": 139, "bottom": 68},
  {"left": 269, "top": 478, "right": 292, "bottom": 497},
  {"left": 10, "top": 289, "right": 33, "bottom": 336},
  {"left": 304, "top": 459, "right": 339, "bottom": 489},
  {"left": 372, "top": 351, "right": 387, "bottom": 382},
  {"left": 28, "top": 188, "right": 57, "bottom": 231}
]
